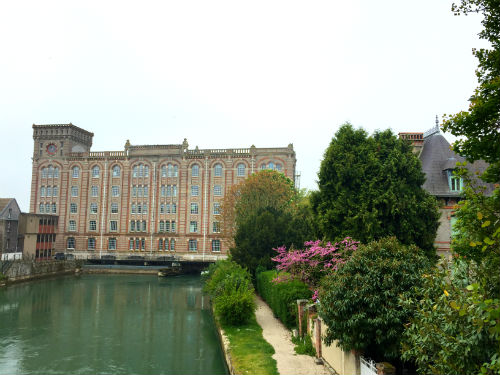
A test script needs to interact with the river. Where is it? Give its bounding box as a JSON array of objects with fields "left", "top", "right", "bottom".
[{"left": 0, "top": 274, "right": 228, "bottom": 375}]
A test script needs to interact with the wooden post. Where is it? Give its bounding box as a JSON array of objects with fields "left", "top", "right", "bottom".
[{"left": 296, "top": 299, "right": 308, "bottom": 337}]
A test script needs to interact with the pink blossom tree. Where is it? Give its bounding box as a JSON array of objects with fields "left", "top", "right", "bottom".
[{"left": 271, "top": 238, "right": 359, "bottom": 294}]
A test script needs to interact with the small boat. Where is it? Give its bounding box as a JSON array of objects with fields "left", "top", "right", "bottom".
[{"left": 158, "top": 263, "right": 182, "bottom": 277}]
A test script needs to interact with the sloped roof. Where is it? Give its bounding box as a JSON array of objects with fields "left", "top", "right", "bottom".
[
  {"left": 0, "top": 198, "right": 14, "bottom": 214},
  {"left": 420, "top": 133, "right": 494, "bottom": 197}
]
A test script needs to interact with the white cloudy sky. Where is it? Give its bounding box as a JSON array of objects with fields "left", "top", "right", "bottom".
[{"left": 0, "top": 0, "right": 486, "bottom": 211}]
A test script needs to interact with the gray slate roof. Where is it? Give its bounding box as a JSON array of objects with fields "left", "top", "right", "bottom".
[{"left": 420, "top": 133, "right": 494, "bottom": 197}]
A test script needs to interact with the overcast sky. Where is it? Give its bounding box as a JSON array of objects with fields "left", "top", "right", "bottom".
[{"left": 0, "top": 0, "right": 486, "bottom": 211}]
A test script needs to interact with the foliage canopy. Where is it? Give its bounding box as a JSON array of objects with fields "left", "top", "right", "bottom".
[
  {"left": 311, "top": 123, "right": 440, "bottom": 257},
  {"left": 318, "top": 237, "right": 431, "bottom": 360}
]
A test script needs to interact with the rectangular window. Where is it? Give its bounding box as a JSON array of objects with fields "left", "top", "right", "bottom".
[
  {"left": 91, "top": 186, "right": 98, "bottom": 197},
  {"left": 191, "top": 203, "right": 198, "bottom": 214},
  {"left": 47, "top": 186, "right": 52, "bottom": 197},
  {"left": 137, "top": 204, "right": 142, "bottom": 214},
  {"left": 112, "top": 186, "right": 120, "bottom": 197},
  {"left": 166, "top": 185, "right": 171, "bottom": 197},
  {"left": 143, "top": 204, "right": 148, "bottom": 214},
  {"left": 70, "top": 203, "right": 77, "bottom": 213},
  {"left": 214, "top": 185, "right": 222, "bottom": 196},
  {"left": 69, "top": 220, "right": 76, "bottom": 231},
  {"left": 160, "top": 203, "right": 165, "bottom": 214},
  {"left": 212, "top": 239, "right": 221, "bottom": 252},
  {"left": 159, "top": 221, "right": 165, "bottom": 232},
  {"left": 89, "top": 220, "right": 97, "bottom": 231},
  {"left": 111, "top": 203, "right": 119, "bottom": 214},
  {"left": 135, "top": 238, "right": 140, "bottom": 250},
  {"left": 131, "top": 204, "right": 136, "bottom": 214},
  {"left": 161, "top": 185, "right": 166, "bottom": 197},
  {"left": 170, "top": 239, "right": 175, "bottom": 251},
  {"left": 141, "top": 238, "right": 145, "bottom": 250},
  {"left": 451, "top": 176, "right": 462, "bottom": 191},
  {"left": 189, "top": 239, "right": 197, "bottom": 252},
  {"left": 71, "top": 186, "right": 78, "bottom": 197},
  {"left": 143, "top": 186, "right": 148, "bottom": 197},
  {"left": 39, "top": 203, "right": 44, "bottom": 213},
  {"left": 88, "top": 238, "right": 96, "bottom": 250},
  {"left": 213, "top": 202, "right": 220, "bottom": 215},
  {"left": 90, "top": 203, "right": 98, "bottom": 214},
  {"left": 53, "top": 186, "right": 58, "bottom": 197},
  {"left": 129, "top": 238, "right": 134, "bottom": 250},
  {"left": 52, "top": 203, "right": 57, "bottom": 213},
  {"left": 108, "top": 238, "right": 117, "bottom": 250},
  {"left": 110, "top": 220, "right": 118, "bottom": 231},
  {"left": 191, "top": 185, "right": 199, "bottom": 196},
  {"left": 138, "top": 186, "right": 143, "bottom": 197},
  {"left": 158, "top": 238, "right": 163, "bottom": 251},
  {"left": 213, "top": 221, "right": 220, "bottom": 233},
  {"left": 165, "top": 221, "right": 170, "bottom": 232},
  {"left": 190, "top": 221, "right": 198, "bottom": 233},
  {"left": 41, "top": 186, "right": 46, "bottom": 197},
  {"left": 172, "top": 204, "right": 177, "bottom": 214},
  {"left": 67, "top": 237, "right": 75, "bottom": 249},
  {"left": 132, "top": 186, "right": 137, "bottom": 197},
  {"left": 172, "top": 185, "right": 177, "bottom": 197},
  {"left": 142, "top": 221, "right": 147, "bottom": 232},
  {"left": 130, "top": 220, "right": 136, "bottom": 232},
  {"left": 171, "top": 221, "right": 176, "bottom": 233}
]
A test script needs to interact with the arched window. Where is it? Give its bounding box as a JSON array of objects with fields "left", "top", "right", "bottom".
[
  {"left": 45, "top": 203, "right": 50, "bottom": 212},
  {"left": 161, "top": 165, "right": 167, "bottom": 177},
  {"left": 133, "top": 165, "right": 138, "bottom": 177},
  {"left": 72, "top": 166, "right": 80, "bottom": 178},
  {"left": 41, "top": 168, "right": 47, "bottom": 178},
  {"left": 144, "top": 165, "right": 149, "bottom": 177},
  {"left": 139, "top": 164, "right": 144, "bottom": 177},
  {"left": 39, "top": 203, "right": 44, "bottom": 213},
  {"left": 214, "top": 163, "right": 223, "bottom": 177},
  {"left": 112, "top": 165, "right": 121, "bottom": 177},
  {"left": 92, "top": 165, "right": 100, "bottom": 178},
  {"left": 268, "top": 162, "right": 274, "bottom": 170},
  {"left": 48, "top": 165, "right": 54, "bottom": 178},
  {"left": 167, "top": 164, "right": 174, "bottom": 177},
  {"left": 260, "top": 163, "right": 266, "bottom": 170},
  {"left": 54, "top": 167, "right": 59, "bottom": 178},
  {"left": 237, "top": 163, "right": 245, "bottom": 177},
  {"left": 276, "top": 163, "right": 282, "bottom": 172},
  {"left": 192, "top": 164, "right": 199, "bottom": 177}
]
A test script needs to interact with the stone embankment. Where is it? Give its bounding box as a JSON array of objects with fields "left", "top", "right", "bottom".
[{"left": 0, "top": 259, "right": 83, "bottom": 285}]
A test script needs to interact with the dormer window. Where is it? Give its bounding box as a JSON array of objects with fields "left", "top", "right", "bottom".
[{"left": 447, "top": 170, "right": 463, "bottom": 192}]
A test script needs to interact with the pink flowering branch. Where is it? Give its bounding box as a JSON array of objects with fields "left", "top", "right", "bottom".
[{"left": 271, "top": 237, "right": 359, "bottom": 289}]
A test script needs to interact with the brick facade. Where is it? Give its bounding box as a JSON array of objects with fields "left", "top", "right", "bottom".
[{"left": 29, "top": 124, "right": 297, "bottom": 260}]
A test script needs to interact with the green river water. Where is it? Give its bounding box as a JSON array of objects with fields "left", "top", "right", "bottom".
[{"left": 0, "top": 274, "right": 228, "bottom": 375}]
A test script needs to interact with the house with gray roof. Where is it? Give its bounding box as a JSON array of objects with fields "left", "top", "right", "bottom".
[
  {"left": 400, "top": 124, "right": 494, "bottom": 256},
  {"left": 0, "top": 198, "right": 21, "bottom": 256}
]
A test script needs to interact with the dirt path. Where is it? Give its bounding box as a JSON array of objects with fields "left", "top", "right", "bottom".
[{"left": 254, "top": 296, "right": 331, "bottom": 375}]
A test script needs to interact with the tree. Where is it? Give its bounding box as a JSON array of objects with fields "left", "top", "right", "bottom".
[
  {"left": 223, "top": 170, "right": 314, "bottom": 276},
  {"left": 442, "top": 0, "right": 500, "bottom": 183},
  {"left": 401, "top": 261, "right": 498, "bottom": 375},
  {"left": 319, "top": 237, "right": 431, "bottom": 361},
  {"left": 311, "top": 123, "right": 440, "bottom": 258}
]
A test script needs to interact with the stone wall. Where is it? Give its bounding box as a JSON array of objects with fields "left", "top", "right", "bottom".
[{"left": 1, "top": 259, "right": 83, "bottom": 284}]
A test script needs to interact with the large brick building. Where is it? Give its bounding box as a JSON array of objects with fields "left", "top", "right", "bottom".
[{"left": 29, "top": 124, "right": 297, "bottom": 260}]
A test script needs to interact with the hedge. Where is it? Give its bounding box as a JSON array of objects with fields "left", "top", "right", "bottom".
[{"left": 256, "top": 270, "right": 312, "bottom": 329}]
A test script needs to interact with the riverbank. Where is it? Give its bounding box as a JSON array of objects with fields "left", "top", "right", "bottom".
[{"left": 0, "top": 259, "right": 83, "bottom": 285}]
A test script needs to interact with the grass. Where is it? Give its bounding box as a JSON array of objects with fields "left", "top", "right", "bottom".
[
  {"left": 221, "top": 314, "right": 278, "bottom": 375},
  {"left": 291, "top": 334, "right": 316, "bottom": 356}
]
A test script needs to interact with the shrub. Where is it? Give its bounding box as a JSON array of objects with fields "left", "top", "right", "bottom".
[
  {"left": 256, "top": 270, "right": 312, "bottom": 328},
  {"left": 214, "top": 279, "right": 256, "bottom": 326},
  {"left": 205, "top": 260, "right": 256, "bottom": 326},
  {"left": 319, "top": 237, "right": 431, "bottom": 360}
]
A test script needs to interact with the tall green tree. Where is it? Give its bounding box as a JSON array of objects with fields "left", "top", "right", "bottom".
[
  {"left": 311, "top": 123, "right": 439, "bottom": 258},
  {"left": 226, "top": 170, "right": 314, "bottom": 276},
  {"left": 442, "top": 0, "right": 500, "bottom": 182}
]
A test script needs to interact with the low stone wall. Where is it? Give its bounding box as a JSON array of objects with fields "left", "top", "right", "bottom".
[{"left": 1, "top": 259, "right": 83, "bottom": 284}]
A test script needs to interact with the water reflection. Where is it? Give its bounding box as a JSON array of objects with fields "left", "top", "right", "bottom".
[{"left": 0, "top": 275, "right": 227, "bottom": 375}]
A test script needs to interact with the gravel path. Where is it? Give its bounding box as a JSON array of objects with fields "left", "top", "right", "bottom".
[{"left": 254, "top": 296, "right": 331, "bottom": 375}]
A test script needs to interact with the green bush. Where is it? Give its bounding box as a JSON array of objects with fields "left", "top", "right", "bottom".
[
  {"left": 256, "top": 270, "right": 312, "bottom": 329},
  {"left": 292, "top": 334, "right": 316, "bottom": 356},
  {"left": 319, "top": 237, "right": 431, "bottom": 360},
  {"left": 205, "top": 260, "right": 256, "bottom": 326}
]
